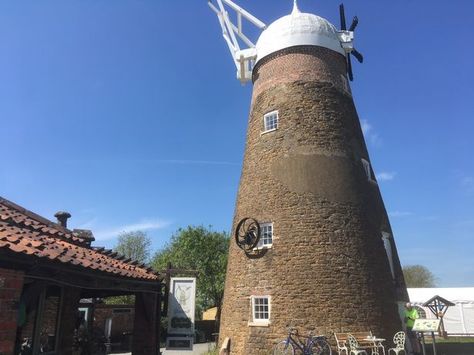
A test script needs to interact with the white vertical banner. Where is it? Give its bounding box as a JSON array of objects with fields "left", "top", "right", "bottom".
[{"left": 167, "top": 277, "right": 196, "bottom": 336}]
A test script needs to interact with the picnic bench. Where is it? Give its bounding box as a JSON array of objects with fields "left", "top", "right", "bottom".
[{"left": 335, "top": 331, "right": 386, "bottom": 355}]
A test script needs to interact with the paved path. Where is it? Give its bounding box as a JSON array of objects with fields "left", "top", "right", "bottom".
[
  {"left": 114, "top": 342, "right": 216, "bottom": 355},
  {"left": 161, "top": 342, "right": 215, "bottom": 354}
]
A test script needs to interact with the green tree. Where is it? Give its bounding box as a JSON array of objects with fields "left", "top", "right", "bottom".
[
  {"left": 106, "top": 230, "right": 152, "bottom": 305},
  {"left": 115, "top": 230, "right": 152, "bottom": 263},
  {"left": 152, "top": 226, "right": 229, "bottom": 321},
  {"left": 403, "top": 264, "right": 436, "bottom": 288}
]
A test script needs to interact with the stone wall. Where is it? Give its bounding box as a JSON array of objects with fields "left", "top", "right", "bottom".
[
  {"left": 219, "top": 46, "right": 408, "bottom": 354},
  {"left": 0, "top": 268, "right": 24, "bottom": 355}
]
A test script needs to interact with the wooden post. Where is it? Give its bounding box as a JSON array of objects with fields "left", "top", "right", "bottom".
[
  {"left": 431, "top": 331, "right": 437, "bottom": 355},
  {"left": 57, "top": 287, "right": 81, "bottom": 355},
  {"left": 420, "top": 333, "right": 426, "bottom": 355},
  {"left": 132, "top": 292, "right": 158, "bottom": 355},
  {"left": 162, "top": 262, "right": 172, "bottom": 317}
]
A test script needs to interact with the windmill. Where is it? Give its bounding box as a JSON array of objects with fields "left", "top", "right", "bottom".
[{"left": 209, "top": 1, "right": 408, "bottom": 354}]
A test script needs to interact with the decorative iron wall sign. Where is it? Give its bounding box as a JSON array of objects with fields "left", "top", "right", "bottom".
[{"left": 235, "top": 217, "right": 260, "bottom": 251}]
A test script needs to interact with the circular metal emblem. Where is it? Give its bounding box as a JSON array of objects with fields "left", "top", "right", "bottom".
[{"left": 235, "top": 218, "right": 261, "bottom": 251}]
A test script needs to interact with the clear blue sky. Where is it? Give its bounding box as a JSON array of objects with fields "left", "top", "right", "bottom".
[{"left": 1, "top": 1, "right": 472, "bottom": 287}]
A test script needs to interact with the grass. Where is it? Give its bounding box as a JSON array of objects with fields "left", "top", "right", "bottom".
[
  {"left": 424, "top": 336, "right": 474, "bottom": 344},
  {"left": 201, "top": 342, "right": 217, "bottom": 355}
]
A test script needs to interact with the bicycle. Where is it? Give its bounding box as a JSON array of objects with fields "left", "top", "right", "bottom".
[{"left": 273, "top": 327, "right": 332, "bottom": 355}]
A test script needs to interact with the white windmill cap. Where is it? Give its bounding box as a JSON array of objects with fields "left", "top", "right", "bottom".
[{"left": 255, "top": 1, "right": 345, "bottom": 63}]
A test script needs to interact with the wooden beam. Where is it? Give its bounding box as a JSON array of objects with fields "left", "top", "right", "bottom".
[{"left": 0, "top": 251, "right": 162, "bottom": 294}]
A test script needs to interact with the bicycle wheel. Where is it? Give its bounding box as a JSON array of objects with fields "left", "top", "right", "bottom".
[
  {"left": 273, "top": 340, "right": 295, "bottom": 355},
  {"left": 309, "top": 338, "right": 332, "bottom": 355}
]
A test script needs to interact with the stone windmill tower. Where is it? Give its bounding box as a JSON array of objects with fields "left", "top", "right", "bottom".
[{"left": 209, "top": 1, "right": 408, "bottom": 353}]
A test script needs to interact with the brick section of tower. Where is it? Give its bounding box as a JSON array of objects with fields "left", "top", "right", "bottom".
[{"left": 219, "top": 46, "right": 408, "bottom": 354}]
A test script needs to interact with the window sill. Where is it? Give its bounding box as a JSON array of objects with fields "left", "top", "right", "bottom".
[
  {"left": 261, "top": 128, "right": 277, "bottom": 135},
  {"left": 253, "top": 245, "right": 273, "bottom": 251},
  {"left": 248, "top": 321, "right": 270, "bottom": 327}
]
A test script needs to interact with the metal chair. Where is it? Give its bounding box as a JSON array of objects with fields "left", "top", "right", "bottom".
[
  {"left": 347, "top": 334, "right": 367, "bottom": 355},
  {"left": 337, "top": 342, "right": 348, "bottom": 355},
  {"left": 388, "top": 332, "right": 406, "bottom": 355},
  {"left": 334, "top": 333, "right": 348, "bottom": 355}
]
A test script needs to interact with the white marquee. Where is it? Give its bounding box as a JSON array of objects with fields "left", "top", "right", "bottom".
[{"left": 408, "top": 288, "right": 474, "bottom": 335}]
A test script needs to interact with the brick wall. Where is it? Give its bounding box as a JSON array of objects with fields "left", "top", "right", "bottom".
[
  {"left": 0, "top": 268, "right": 24, "bottom": 355},
  {"left": 94, "top": 306, "right": 134, "bottom": 340},
  {"left": 218, "top": 46, "right": 407, "bottom": 354}
]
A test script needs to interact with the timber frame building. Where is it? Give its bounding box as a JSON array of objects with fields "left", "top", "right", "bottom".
[{"left": 0, "top": 197, "right": 162, "bottom": 355}]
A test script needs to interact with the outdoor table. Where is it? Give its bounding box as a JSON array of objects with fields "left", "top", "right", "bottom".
[{"left": 358, "top": 337, "right": 386, "bottom": 355}]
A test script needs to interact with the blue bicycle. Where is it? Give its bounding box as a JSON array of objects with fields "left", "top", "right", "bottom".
[{"left": 273, "top": 327, "right": 332, "bottom": 355}]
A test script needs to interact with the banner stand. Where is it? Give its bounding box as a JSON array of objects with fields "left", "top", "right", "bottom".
[{"left": 165, "top": 277, "right": 197, "bottom": 351}]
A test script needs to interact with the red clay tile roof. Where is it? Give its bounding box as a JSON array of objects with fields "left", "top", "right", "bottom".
[{"left": 0, "top": 197, "right": 159, "bottom": 281}]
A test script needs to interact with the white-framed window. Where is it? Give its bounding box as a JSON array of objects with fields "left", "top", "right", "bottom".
[
  {"left": 250, "top": 295, "right": 270, "bottom": 326},
  {"left": 340, "top": 74, "right": 351, "bottom": 95},
  {"left": 382, "top": 231, "right": 395, "bottom": 279},
  {"left": 256, "top": 222, "right": 273, "bottom": 249},
  {"left": 361, "top": 158, "right": 377, "bottom": 183},
  {"left": 263, "top": 110, "right": 279, "bottom": 133}
]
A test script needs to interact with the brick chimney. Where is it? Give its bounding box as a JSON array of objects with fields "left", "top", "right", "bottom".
[{"left": 54, "top": 211, "right": 71, "bottom": 228}]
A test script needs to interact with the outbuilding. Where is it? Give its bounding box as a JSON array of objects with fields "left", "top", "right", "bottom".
[{"left": 0, "top": 197, "right": 162, "bottom": 355}]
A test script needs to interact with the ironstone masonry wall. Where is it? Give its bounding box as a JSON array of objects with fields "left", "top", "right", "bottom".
[{"left": 218, "top": 46, "right": 408, "bottom": 354}]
